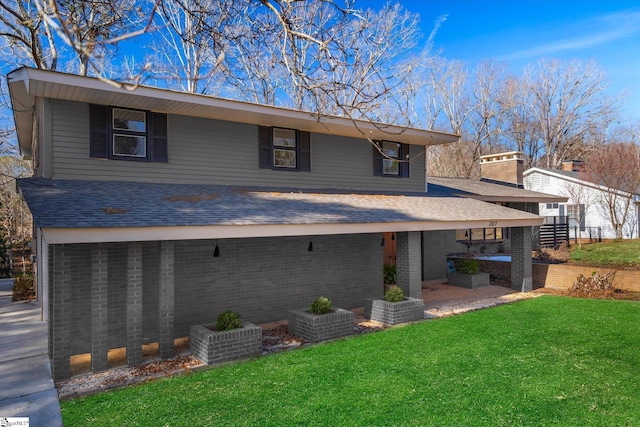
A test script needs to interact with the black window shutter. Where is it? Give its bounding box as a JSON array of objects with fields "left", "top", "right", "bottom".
[
  {"left": 372, "top": 142, "right": 383, "bottom": 176},
  {"left": 151, "top": 112, "right": 168, "bottom": 162},
  {"left": 298, "top": 131, "right": 311, "bottom": 171},
  {"left": 258, "top": 126, "right": 272, "bottom": 169},
  {"left": 400, "top": 143, "right": 410, "bottom": 177},
  {"left": 89, "top": 104, "right": 108, "bottom": 158}
]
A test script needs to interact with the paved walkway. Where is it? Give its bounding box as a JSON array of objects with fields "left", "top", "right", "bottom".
[{"left": 0, "top": 279, "right": 63, "bottom": 427}]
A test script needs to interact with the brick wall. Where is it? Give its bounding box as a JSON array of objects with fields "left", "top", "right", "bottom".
[
  {"left": 474, "top": 259, "right": 640, "bottom": 292},
  {"left": 49, "top": 233, "right": 382, "bottom": 363},
  {"left": 533, "top": 264, "right": 640, "bottom": 292}
]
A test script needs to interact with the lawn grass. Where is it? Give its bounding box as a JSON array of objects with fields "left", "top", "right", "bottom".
[
  {"left": 61, "top": 296, "right": 640, "bottom": 426},
  {"left": 570, "top": 239, "right": 640, "bottom": 268}
]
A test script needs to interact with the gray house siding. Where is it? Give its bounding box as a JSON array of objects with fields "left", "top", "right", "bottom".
[
  {"left": 48, "top": 233, "right": 381, "bottom": 377},
  {"left": 50, "top": 99, "right": 426, "bottom": 192}
]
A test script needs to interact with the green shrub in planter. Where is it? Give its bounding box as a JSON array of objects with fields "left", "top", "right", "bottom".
[
  {"left": 459, "top": 258, "right": 481, "bottom": 274},
  {"left": 385, "top": 287, "right": 405, "bottom": 302},
  {"left": 215, "top": 310, "right": 242, "bottom": 331},
  {"left": 309, "top": 296, "right": 332, "bottom": 315},
  {"left": 383, "top": 263, "right": 397, "bottom": 284}
]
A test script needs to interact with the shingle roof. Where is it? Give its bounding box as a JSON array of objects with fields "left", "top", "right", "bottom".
[
  {"left": 427, "top": 176, "right": 567, "bottom": 203},
  {"left": 18, "top": 178, "right": 542, "bottom": 229}
]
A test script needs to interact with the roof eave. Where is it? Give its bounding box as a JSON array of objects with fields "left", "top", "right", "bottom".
[
  {"left": 40, "top": 217, "right": 544, "bottom": 244},
  {"left": 7, "top": 68, "right": 33, "bottom": 158},
  {"left": 465, "top": 195, "right": 569, "bottom": 204},
  {"left": 7, "top": 67, "right": 460, "bottom": 151}
]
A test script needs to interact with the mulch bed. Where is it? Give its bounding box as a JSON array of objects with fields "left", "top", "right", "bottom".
[{"left": 57, "top": 320, "right": 386, "bottom": 400}]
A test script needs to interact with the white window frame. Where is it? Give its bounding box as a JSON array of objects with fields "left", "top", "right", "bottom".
[
  {"left": 111, "top": 108, "right": 148, "bottom": 158},
  {"left": 382, "top": 141, "right": 401, "bottom": 176},
  {"left": 272, "top": 128, "right": 298, "bottom": 169}
]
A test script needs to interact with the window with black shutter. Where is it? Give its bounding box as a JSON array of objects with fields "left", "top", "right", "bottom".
[
  {"left": 373, "top": 141, "right": 410, "bottom": 177},
  {"left": 258, "top": 126, "right": 311, "bottom": 171},
  {"left": 90, "top": 105, "right": 168, "bottom": 162}
]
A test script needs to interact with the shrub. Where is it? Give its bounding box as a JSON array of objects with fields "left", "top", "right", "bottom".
[
  {"left": 385, "top": 286, "right": 404, "bottom": 302},
  {"left": 309, "top": 297, "right": 332, "bottom": 315},
  {"left": 459, "top": 258, "right": 481, "bottom": 274},
  {"left": 383, "top": 264, "right": 397, "bottom": 284},
  {"left": 0, "top": 233, "right": 10, "bottom": 279},
  {"left": 12, "top": 274, "right": 34, "bottom": 301},
  {"left": 570, "top": 271, "right": 617, "bottom": 297},
  {"left": 215, "top": 310, "right": 242, "bottom": 331}
]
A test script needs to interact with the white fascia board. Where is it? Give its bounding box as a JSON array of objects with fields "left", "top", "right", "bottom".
[
  {"left": 464, "top": 194, "right": 569, "bottom": 204},
  {"left": 6, "top": 69, "right": 34, "bottom": 157},
  {"left": 42, "top": 217, "right": 544, "bottom": 244}
]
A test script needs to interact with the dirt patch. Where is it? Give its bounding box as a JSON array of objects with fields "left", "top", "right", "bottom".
[
  {"left": 102, "top": 207, "right": 131, "bottom": 214},
  {"left": 163, "top": 193, "right": 218, "bottom": 203},
  {"left": 533, "top": 245, "right": 570, "bottom": 264}
]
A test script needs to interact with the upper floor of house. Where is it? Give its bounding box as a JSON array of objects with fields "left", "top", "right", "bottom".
[{"left": 8, "top": 67, "right": 459, "bottom": 192}]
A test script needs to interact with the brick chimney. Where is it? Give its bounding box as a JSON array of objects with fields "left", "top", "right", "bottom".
[
  {"left": 561, "top": 160, "right": 585, "bottom": 172},
  {"left": 479, "top": 151, "right": 524, "bottom": 187}
]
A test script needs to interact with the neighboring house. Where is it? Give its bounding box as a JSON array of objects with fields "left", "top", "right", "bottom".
[
  {"left": 423, "top": 152, "right": 567, "bottom": 279},
  {"left": 9, "top": 68, "right": 544, "bottom": 380},
  {"left": 524, "top": 161, "right": 640, "bottom": 240}
]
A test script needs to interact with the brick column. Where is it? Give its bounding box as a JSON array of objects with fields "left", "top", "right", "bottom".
[
  {"left": 51, "top": 245, "right": 72, "bottom": 380},
  {"left": 126, "top": 242, "right": 143, "bottom": 366},
  {"left": 91, "top": 244, "right": 109, "bottom": 372},
  {"left": 396, "top": 231, "right": 422, "bottom": 298},
  {"left": 511, "top": 226, "right": 533, "bottom": 292},
  {"left": 158, "top": 241, "right": 175, "bottom": 359}
]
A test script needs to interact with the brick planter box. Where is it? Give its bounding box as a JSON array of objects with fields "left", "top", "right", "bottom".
[
  {"left": 190, "top": 321, "right": 262, "bottom": 365},
  {"left": 288, "top": 308, "right": 354, "bottom": 343},
  {"left": 365, "top": 297, "right": 424, "bottom": 325},
  {"left": 447, "top": 272, "right": 490, "bottom": 289}
]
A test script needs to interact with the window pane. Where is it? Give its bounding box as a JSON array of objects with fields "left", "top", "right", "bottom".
[
  {"left": 113, "top": 108, "right": 146, "bottom": 132},
  {"left": 383, "top": 159, "right": 399, "bottom": 175},
  {"left": 273, "top": 128, "right": 296, "bottom": 147},
  {"left": 456, "top": 229, "right": 469, "bottom": 240},
  {"left": 273, "top": 149, "right": 296, "bottom": 168},
  {"left": 485, "top": 228, "right": 496, "bottom": 240},
  {"left": 113, "top": 134, "right": 146, "bottom": 157},
  {"left": 496, "top": 228, "right": 503, "bottom": 239},
  {"left": 470, "top": 228, "right": 484, "bottom": 241},
  {"left": 383, "top": 141, "right": 400, "bottom": 158}
]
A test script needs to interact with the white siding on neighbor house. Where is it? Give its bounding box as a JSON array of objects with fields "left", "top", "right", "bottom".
[
  {"left": 50, "top": 99, "right": 427, "bottom": 192},
  {"left": 524, "top": 170, "right": 639, "bottom": 239}
]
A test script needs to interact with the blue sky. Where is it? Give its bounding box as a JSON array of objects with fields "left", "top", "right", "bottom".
[{"left": 375, "top": 0, "right": 640, "bottom": 120}]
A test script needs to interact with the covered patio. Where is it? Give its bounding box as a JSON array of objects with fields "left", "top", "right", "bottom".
[{"left": 19, "top": 178, "right": 542, "bottom": 380}]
